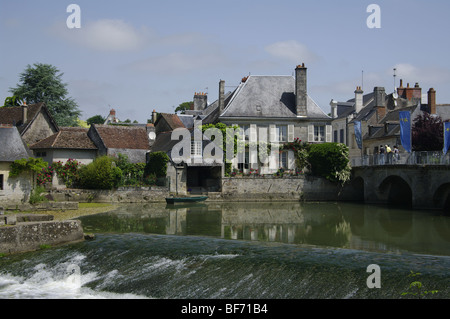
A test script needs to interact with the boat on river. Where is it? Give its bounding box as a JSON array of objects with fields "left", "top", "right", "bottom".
[{"left": 165, "top": 196, "right": 208, "bottom": 204}]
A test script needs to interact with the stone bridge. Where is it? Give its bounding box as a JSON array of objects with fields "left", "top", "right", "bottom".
[{"left": 351, "top": 165, "right": 450, "bottom": 211}]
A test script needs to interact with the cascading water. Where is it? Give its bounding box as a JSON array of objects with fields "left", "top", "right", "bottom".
[{"left": 1, "top": 202, "right": 449, "bottom": 299}]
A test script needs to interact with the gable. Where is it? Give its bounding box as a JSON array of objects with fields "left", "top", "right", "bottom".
[{"left": 0, "top": 103, "right": 59, "bottom": 144}]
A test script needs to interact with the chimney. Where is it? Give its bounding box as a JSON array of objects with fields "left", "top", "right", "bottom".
[
  {"left": 397, "top": 81, "right": 421, "bottom": 105},
  {"left": 219, "top": 80, "right": 225, "bottom": 114},
  {"left": 329, "top": 100, "right": 338, "bottom": 119},
  {"left": 152, "top": 109, "right": 157, "bottom": 124},
  {"left": 354, "top": 86, "right": 364, "bottom": 114},
  {"left": 193, "top": 92, "right": 207, "bottom": 111},
  {"left": 295, "top": 64, "right": 307, "bottom": 117},
  {"left": 374, "top": 87, "right": 386, "bottom": 122},
  {"left": 22, "top": 105, "right": 27, "bottom": 124},
  {"left": 428, "top": 88, "right": 436, "bottom": 114}
]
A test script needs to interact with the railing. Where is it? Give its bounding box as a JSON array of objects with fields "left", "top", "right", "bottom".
[{"left": 351, "top": 151, "right": 450, "bottom": 167}]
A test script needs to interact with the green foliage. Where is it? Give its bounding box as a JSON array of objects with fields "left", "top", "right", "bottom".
[
  {"left": 36, "top": 159, "right": 82, "bottom": 188},
  {"left": 281, "top": 138, "right": 311, "bottom": 172},
  {"left": 2, "top": 95, "right": 23, "bottom": 107},
  {"left": 78, "top": 156, "right": 122, "bottom": 189},
  {"left": 9, "top": 157, "right": 48, "bottom": 178},
  {"left": 307, "top": 143, "right": 351, "bottom": 184},
  {"left": 144, "top": 152, "right": 170, "bottom": 178},
  {"left": 175, "top": 101, "right": 193, "bottom": 114},
  {"left": 29, "top": 185, "right": 49, "bottom": 205},
  {"left": 201, "top": 123, "right": 239, "bottom": 176},
  {"left": 401, "top": 271, "right": 439, "bottom": 299},
  {"left": 114, "top": 154, "right": 150, "bottom": 186},
  {"left": 9, "top": 63, "right": 81, "bottom": 126},
  {"left": 86, "top": 115, "right": 105, "bottom": 125}
]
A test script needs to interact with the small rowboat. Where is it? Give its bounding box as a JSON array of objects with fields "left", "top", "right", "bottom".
[{"left": 165, "top": 196, "right": 208, "bottom": 204}]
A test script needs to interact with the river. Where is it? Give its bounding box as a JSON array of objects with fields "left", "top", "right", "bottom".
[{"left": 0, "top": 201, "right": 449, "bottom": 301}]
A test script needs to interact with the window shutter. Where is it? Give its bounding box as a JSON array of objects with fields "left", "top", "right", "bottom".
[
  {"left": 308, "top": 124, "right": 314, "bottom": 142},
  {"left": 287, "top": 150, "right": 295, "bottom": 169},
  {"left": 288, "top": 125, "right": 294, "bottom": 142},
  {"left": 269, "top": 125, "right": 276, "bottom": 142},
  {"left": 250, "top": 124, "right": 257, "bottom": 142},
  {"left": 326, "top": 125, "right": 332, "bottom": 142}
]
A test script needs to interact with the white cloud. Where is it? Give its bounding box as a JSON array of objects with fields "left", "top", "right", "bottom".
[
  {"left": 265, "top": 40, "right": 320, "bottom": 64},
  {"left": 392, "top": 63, "right": 450, "bottom": 85},
  {"left": 52, "top": 19, "right": 153, "bottom": 52},
  {"left": 124, "top": 51, "right": 229, "bottom": 75}
]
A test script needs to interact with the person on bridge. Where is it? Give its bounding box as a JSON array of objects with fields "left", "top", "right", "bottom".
[{"left": 379, "top": 145, "right": 385, "bottom": 165}]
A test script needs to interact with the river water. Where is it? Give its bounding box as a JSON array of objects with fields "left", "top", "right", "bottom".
[{"left": 0, "top": 201, "right": 449, "bottom": 300}]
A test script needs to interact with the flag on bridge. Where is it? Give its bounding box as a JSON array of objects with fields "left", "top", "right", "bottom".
[
  {"left": 443, "top": 122, "right": 450, "bottom": 155},
  {"left": 354, "top": 121, "right": 362, "bottom": 150},
  {"left": 399, "top": 111, "right": 411, "bottom": 153}
]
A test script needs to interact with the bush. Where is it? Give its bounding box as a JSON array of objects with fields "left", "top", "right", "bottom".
[
  {"left": 29, "top": 185, "right": 49, "bottom": 204},
  {"left": 144, "top": 152, "right": 170, "bottom": 178},
  {"left": 308, "top": 143, "right": 351, "bottom": 184},
  {"left": 78, "top": 156, "right": 122, "bottom": 189}
]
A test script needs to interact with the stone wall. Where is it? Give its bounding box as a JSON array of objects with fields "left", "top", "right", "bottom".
[
  {"left": 50, "top": 186, "right": 170, "bottom": 203},
  {"left": 0, "top": 218, "right": 84, "bottom": 254},
  {"left": 47, "top": 176, "right": 361, "bottom": 203},
  {"left": 221, "top": 175, "right": 359, "bottom": 202}
]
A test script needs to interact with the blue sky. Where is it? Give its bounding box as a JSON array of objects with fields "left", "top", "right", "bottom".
[{"left": 1, "top": 0, "right": 450, "bottom": 122}]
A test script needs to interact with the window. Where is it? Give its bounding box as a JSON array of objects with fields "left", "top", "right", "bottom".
[
  {"left": 340, "top": 129, "right": 345, "bottom": 144},
  {"left": 314, "top": 126, "right": 325, "bottom": 142},
  {"left": 238, "top": 149, "right": 250, "bottom": 171},
  {"left": 334, "top": 130, "right": 338, "bottom": 143},
  {"left": 277, "top": 125, "right": 287, "bottom": 142},
  {"left": 191, "top": 140, "right": 202, "bottom": 157},
  {"left": 0, "top": 174, "right": 3, "bottom": 190},
  {"left": 279, "top": 152, "right": 288, "bottom": 169},
  {"left": 241, "top": 125, "right": 250, "bottom": 141}
]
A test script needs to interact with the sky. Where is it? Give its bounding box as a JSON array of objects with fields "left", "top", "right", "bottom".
[{"left": 1, "top": 0, "right": 450, "bottom": 123}]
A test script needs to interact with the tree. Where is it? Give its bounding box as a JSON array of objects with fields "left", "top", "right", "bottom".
[
  {"left": 175, "top": 101, "right": 193, "bottom": 114},
  {"left": 87, "top": 115, "right": 105, "bottom": 126},
  {"left": 2, "top": 95, "right": 23, "bottom": 107},
  {"left": 9, "top": 63, "right": 81, "bottom": 127},
  {"left": 412, "top": 113, "right": 443, "bottom": 151}
]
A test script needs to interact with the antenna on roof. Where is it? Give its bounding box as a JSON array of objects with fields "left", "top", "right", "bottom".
[
  {"left": 361, "top": 70, "right": 364, "bottom": 91},
  {"left": 393, "top": 68, "right": 397, "bottom": 92}
]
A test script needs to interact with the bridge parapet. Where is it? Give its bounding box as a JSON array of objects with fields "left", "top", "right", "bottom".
[{"left": 351, "top": 151, "right": 450, "bottom": 167}]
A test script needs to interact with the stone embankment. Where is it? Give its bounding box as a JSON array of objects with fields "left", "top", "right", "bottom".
[{"left": 0, "top": 213, "right": 85, "bottom": 255}]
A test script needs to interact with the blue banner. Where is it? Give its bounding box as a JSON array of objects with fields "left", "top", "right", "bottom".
[
  {"left": 399, "top": 111, "right": 412, "bottom": 153},
  {"left": 444, "top": 122, "right": 450, "bottom": 155},
  {"left": 354, "top": 121, "right": 362, "bottom": 150}
]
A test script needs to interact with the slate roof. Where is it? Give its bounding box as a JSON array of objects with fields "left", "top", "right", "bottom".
[
  {"left": 91, "top": 124, "right": 150, "bottom": 150},
  {"left": 0, "top": 126, "right": 33, "bottom": 162},
  {"left": 220, "top": 75, "right": 329, "bottom": 119},
  {"left": 29, "top": 127, "right": 97, "bottom": 150}
]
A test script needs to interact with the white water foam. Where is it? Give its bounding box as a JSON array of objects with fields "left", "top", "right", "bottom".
[{"left": 0, "top": 257, "right": 149, "bottom": 299}]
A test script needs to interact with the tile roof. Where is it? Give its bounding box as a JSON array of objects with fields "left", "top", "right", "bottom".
[
  {"left": 29, "top": 127, "right": 97, "bottom": 150},
  {"left": 0, "top": 102, "right": 58, "bottom": 133},
  {"left": 92, "top": 124, "right": 150, "bottom": 150},
  {"left": 156, "top": 113, "right": 186, "bottom": 131}
]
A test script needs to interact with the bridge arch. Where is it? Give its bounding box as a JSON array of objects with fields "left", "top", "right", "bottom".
[
  {"left": 433, "top": 183, "right": 450, "bottom": 213},
  {"left": 378, "top": 175, "right": 412, "bottom": 208}
]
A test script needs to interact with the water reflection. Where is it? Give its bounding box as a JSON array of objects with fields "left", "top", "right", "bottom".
[{"left": 78, "top": 202, "right": 450, "bottom": 256}]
